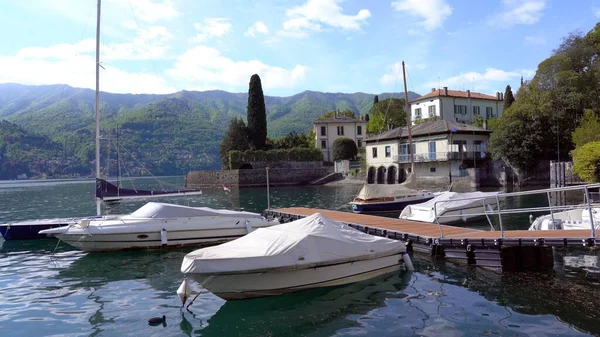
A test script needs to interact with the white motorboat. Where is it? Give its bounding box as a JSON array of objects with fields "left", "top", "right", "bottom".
[
  {"left": 179, "top": 212, "right": 413, "bottom": 301},
  {"left": 38, "top": 202, "right": 278, "bottom": 252},
  {"left": 528, "top": 206, "right": 600, "bottom": 230},
  {"left": 399, "top": 191, "right": 499, "bottom": 224}
]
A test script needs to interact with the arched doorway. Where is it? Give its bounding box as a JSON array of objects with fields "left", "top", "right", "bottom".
[
  {"left": 367, "top": 167, "right": 376, "bottom": 184},
  {"left": 398, "top": 168, "right": 406, "bottom": 183},
  {"left": 386, "top": 166, "right": 397, "bottom": 184},
  {"left": 239, "top": 163, "right": 254, "bottom": 169},
  {"left": 376, "top": 166, "right": 386, "bottom": 184}
]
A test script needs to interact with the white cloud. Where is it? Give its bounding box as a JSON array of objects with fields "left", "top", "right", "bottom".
[
  {"left": 493, "top": 0, "right": 546, "bottom": 28},
  {"left": 523, "top": 35, "right": 546, "bottom": 46},
  {"left": 166, "top": 46, "right": 308, "bottom": 89},
  {"left": 391, "top": 0, "right": 452, "bottom": 31},
  {"left": 380, "top": 62, "right": 427, "bottom": 86},
  {"left": 190, "top": 18, "right": 233, "bottom": 43},
  {"left": 107, "top": 0, "right": 179, "bottom": 22},
  {"left": 245, "top": 21, "right": 270, "bottom": 37},
  {"left": 279, "top": 0, "right": 371, "bottom": 38},
  {"left": 594, "top": 7, "right": 600, "bottom": 18},
  {"left": 424, "top": 68, "right": 534, "bottom": 92}
]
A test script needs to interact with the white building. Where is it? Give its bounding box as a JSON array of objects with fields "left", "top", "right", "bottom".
[
  {"left": 313, "top": 116, "right": 367, "bottom": 162},
  {"left": 410, "top": 87, "right": 504, "bottom": 125},
  {"left": 365, "top": 120, "right": 492, "bottom": 184}
]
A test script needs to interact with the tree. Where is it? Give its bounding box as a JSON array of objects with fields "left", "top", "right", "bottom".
[
  {"left": 373, "top": 95, "right": 379, "bottom": 104},
  {"left": 472, "top": 115, "right": 484, "bottom": 128},
  {"left": 271, "top": 131, "right": 311, "bottom": 149},
  {"left": 316, "top": 109, "right": 356, "bottom": 121},
  {"left": 572, "top": 109, "right": 600, "bottom": 148},
  {"left": 365, "top": 113, "right": 370, "bottom": 122},
  {"left": 219, "top": 117, "right": 249, "bottom": 168},
  {"left": 503, "top": 85, "right": 515, "bottom": 110},
  {"left": 572, "top": 141, "right": 600, "bottom": 183},
  {"left": 332, "top": 137, "right": 358, "bottom": 161},
  {"left": 367, "top": 98, "right": 407, "bottom": 133},
  {"left": 247, "top": 74, "right": 267, "bottom": 150}
]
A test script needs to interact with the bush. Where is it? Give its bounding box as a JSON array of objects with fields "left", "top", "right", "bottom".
[
  {"left": 227, "top": 147, "right": 323, "bottom": 169},
  {"left": 332, "top": 137, "right": 358, "bottom": 161},
  {"left": 572, "top": 141, "right": 600, "bottom": 183}
]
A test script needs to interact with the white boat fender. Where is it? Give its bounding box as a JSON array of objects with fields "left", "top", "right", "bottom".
[
  {"left": 160, "top": 228, "right": 167, "bottom": 246},
  {"left": 401, "top": 251, "right": 414, "bottom": 271},
  {"left": 244, "top": 219, "right": 253, "bottom": 233},
  {"left": 177, "top": 277, "right": 192, "bottom": 308}
]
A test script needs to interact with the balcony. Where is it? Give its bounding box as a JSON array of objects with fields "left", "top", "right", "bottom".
[{"left": 393, "top": 151, "right": 488, "bottom": 163}]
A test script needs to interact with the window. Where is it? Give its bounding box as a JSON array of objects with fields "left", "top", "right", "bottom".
[
  {"left": 385, "top": 146, "right": 391, "bottom": 157},
  {"left": 486, "top": 107, "right": 493, "bottom": 118},
  {"left": 454, "top": 105, "right": 467, "bottom": 115},
  {"left": 321, "top": 140, "right": 327, "bottom": 149},
  {"left": 372, "top": 147, "right": 378, "bottom": 158},
  {"left": 428, "top": 141, "right": 436, "bottom": 160},
  {"left": 430, "top": 167, "right": 436, "bottom": 173},
  {"left": 357, "top": 125, "right": 362, "bottom": 135},
  {"left": 415, "top": 108, "right": 422, "bottom": 119},
  {"left": 337, "top": 126, "right": 344, "bottom": 135},
  {"left": 428, "top": 105, "right": 436, "bottom": 116},
  {"left": 473, "top": 106, "right": 480, "bottom": 115},
  {"left": 357, "top": 139, "right": 362, "bottom": 148},
  {"left": 320, "top": 126, "right": 326, "bottom": 136}
]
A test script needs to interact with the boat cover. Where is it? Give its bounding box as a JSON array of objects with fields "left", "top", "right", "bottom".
[
  {"left": 181, "top": 213, "right": 405, "bottom": 274},
  {"left": 129, "top": 202, "right": 264, "bottom": 219},
  {"left": 355, "top": 172, "right": 419, "bottom": 200},
  {"left": 399, "top": 191, "right": 498, "bottom": 222}
]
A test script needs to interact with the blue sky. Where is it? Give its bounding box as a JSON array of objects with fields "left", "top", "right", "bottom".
[{"left": 0, "top": 0, "right": 598, "bottom": 96}]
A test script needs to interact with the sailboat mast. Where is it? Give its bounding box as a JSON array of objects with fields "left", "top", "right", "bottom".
[
  {"left": 95, "top": 0, "right": 102, "bottom": 216},
  {"left": 401, "top": 61, "right": 414, "bottom": 173}
]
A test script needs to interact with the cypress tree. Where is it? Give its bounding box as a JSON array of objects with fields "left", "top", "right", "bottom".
[
  {"left": 247, "top": 74, "right": 267, "bottom": 150},
  {"left": 373, "top": 95, "right": 379, "bottom": 104},
  {"left": 504, "top": 85, "right": 515, "bottom": 110}
]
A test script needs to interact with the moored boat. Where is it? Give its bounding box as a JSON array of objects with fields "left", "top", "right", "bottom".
[
  {"left": 39, "top": 202, "right": 278, "bottom": 252},
  {"left": 528, "top": 206, "right": 600, "bottom": 230},
  {"left": 179, "top": 212, "right": 413, "bottom": 301},
  {"left": 399, "top": 191, "right": 499, "bottom": 224},
  {"left": 0, "top": 217, "right": 95, "bottom": 240}
]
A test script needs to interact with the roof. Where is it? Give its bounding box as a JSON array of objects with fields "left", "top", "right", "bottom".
[
  {"left": 366, "top": 120, "right": 491, "bottom": 143},
  {"left": 411, "top": 89, "right": 500, "bottom": 103},
  {"left": 313, "top": 116, "right": 365, "bottom": 124}
]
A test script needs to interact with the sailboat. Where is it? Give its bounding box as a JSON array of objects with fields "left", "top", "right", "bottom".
[
  {"left": 350, "top": 61, "right": 443, "bottom": 214},
  {"left": 0, "top": 0, "right": 201, "bottom": 241}
]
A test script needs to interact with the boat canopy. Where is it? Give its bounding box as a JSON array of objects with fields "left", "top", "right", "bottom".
[
  {"left": 355, "top": 172, "right": 419, "bottom": 200},
  {"left": 130, "top": 202, "right": 264, "bottom": 219},
  {"left": 405, "top": 191, "right": 499, "bottom": 212},
  {"left": 181, "top": 213, "right": 405, "bottom": 274}
]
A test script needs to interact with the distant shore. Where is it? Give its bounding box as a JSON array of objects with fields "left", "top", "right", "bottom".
[{"left": 325, "top": 177, "right": 366, "bottom": 186}]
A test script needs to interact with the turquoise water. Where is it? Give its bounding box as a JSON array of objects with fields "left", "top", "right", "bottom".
[{"left": 0, "top": 177, "right": 599, "bottom": 336}]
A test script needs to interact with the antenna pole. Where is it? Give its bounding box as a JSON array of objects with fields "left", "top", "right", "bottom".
[
  {"left": 95, "top": 0, "right": 102, "bottom": 216},
  {"left": 402, "top": 61, "right": 414, "bottom": 173}
]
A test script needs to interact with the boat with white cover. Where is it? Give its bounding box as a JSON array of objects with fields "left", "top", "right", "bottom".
[
  {"left": 179, "top": 212, "right": 413, "bottom": 301},
  {"left": 350, "top": 173, "right": 442, "bottom": 214},
  {"left": 528, "top": 206, "right": 600, "bottom": 230},
  {"left": 399, "top": 191, "right": 499, "bottom": 224},
  {"left": 38, "top": 202, "right": 277, "bottom": 252}
]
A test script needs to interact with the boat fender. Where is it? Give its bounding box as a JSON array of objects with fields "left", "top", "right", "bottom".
[
  {"left": 160, "top": 228, "right": 167, "bottom": 246},
  {"left": 401, "top": 251, "right": 414, "bottom": 271},
  {"left": 244, "top": 220, "right": 253, "bottom": 234},
  {"left": 177, "top": 277, "right": 192, "bottom": 307}
]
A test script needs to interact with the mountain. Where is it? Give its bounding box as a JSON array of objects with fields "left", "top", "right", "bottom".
[{"left": 0, "top": 83, "right": 420, "bottom": 178}]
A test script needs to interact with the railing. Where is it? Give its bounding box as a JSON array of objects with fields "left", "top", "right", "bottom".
[
  {"left": 430, "top": 183, "right": 600, "bottom": 239},
  {"left": 393, "top": 151, "right": 488, "bottom": 163}
]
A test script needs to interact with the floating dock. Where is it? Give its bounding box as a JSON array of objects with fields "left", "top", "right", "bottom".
[{"left": 266, "top": 207, "right": 598, "bottom": 272}]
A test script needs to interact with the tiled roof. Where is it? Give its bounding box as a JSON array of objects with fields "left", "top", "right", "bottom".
[
  {"left": 411, "top": 89, "right": 500, "bottom": 102},
  {"left": 313, "top": 116, "right": 365, "bottom": 124},
  {"left": 366, "top": 120, "right": 491, "bottom": 142}
]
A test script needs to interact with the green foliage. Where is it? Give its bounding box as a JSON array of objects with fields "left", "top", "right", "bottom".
[
  {"left": 270, "top": 131, "right": 311, "bottom": 149},
  {"left": 247, "top": 74, "right": 267, "bottom": 150},
  {"left": 365, "top": 113, "right": 370, "bottom": 122},
  {"left": 228, "top": 148, "right": 323, "bottom": 169},
  {"left": 572, "top": 141, "right": 600, "bottom": 183},
  {"left": 572, "top": 109, "right": 600, "bottom": 148},
  {"left": 332, "top": 137, "right": 358, "bottom": 161},
  {"left": 367, "top": 98, "right": 407, "bottom": 133},
  {"left": 307, "top": 129, "right": 316, "bottom": 148},
  {"left": 220, "top": 117, "right": 249, "bottom": 168},
  {"left": 472, "top": 115, "right": 484, "bottom": 128},
  {"left": 503, "top": 85, "right": 515, "bottom": 110},
  {"left": 414, "top": 115, "right": 440, "bottom": 125},
  {"left": 373, "top": 95, "right": 379, "bottom": 104},
  {"left": 316, "top": 109, "right": 356, "bottom": 120}
]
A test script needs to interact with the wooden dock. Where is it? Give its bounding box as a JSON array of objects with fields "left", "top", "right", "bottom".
[{"left": 268, "top": 207, "right": 599, "bottom": 272}]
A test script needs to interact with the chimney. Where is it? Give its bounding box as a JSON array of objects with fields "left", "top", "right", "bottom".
[
  {"left": 501, "top": 93, "right": 504, "bottom": 100},
  {"left": 443, "top": 87, "right": 448, "bottom": 95},
  {"left": 467, "top": 90, "right": 471, "bottom": 98},
  {"left": 496, "top": 92, "right": 500, "bottom": 100},
  {"left": 431, "top": 88, "right": 436, "bottom": 92}
]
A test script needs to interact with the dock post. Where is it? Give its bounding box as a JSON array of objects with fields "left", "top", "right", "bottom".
[
  {"left": 266, "top": 166, "right": 270, "bottom": 210},
  {"left": 495, "top": 194, "right": 504, "bottom": 238},
  {"left": 584, "top": 185, "right": 596, "bottom": 239}
]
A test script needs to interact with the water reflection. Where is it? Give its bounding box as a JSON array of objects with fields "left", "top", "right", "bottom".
[{"left": 196, "top": 271, "right": 412, "bottom": 337}]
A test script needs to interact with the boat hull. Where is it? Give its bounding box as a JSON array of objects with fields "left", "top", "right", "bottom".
[
  {"left": 0, "top": 217, "right": 89, "bottom": 240},
  {"left": 351, "top": 196, "right": 435, "bottom": 214},
  {"left": 401, "top": 204, "right": 496, "bottom": 224},
  {"left": 188, "top": 253, "right": 403, "bottom": 300}
]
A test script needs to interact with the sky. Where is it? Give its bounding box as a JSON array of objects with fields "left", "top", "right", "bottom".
[{"left": 0, "top": 0, "right": 598, "bottom": 97}]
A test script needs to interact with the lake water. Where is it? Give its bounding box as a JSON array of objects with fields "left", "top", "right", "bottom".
[{"left": 1, "top": 177, "right": 599, "bottom": 336}]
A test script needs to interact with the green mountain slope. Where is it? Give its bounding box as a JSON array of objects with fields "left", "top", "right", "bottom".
[{"left": 0, "top": 83, "right": 420, "bottom": 178}]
